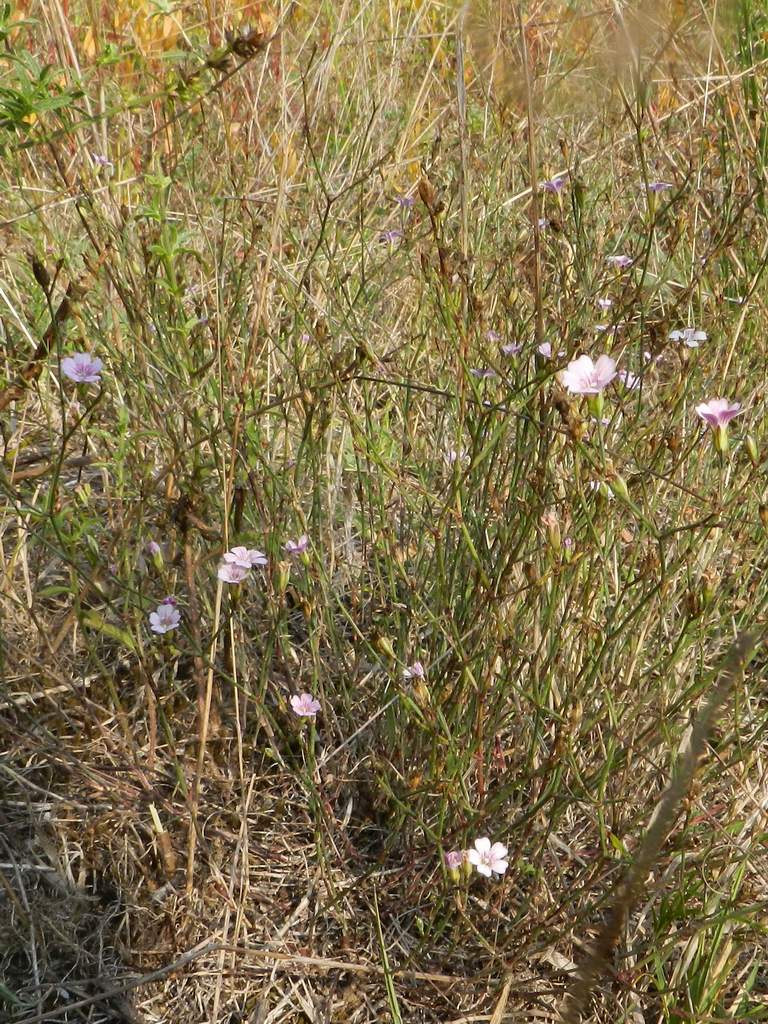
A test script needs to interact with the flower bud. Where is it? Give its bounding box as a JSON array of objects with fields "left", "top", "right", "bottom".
[
  {"left": 276, "top": 559, "right": 291, "bottom": 595},
  {"left": 609, "top": 474, "right": 630, "bottom": 503},
  {"left": 714, "top": 424, "right": 729, "bottom": 454},
  {"left": 418, "top": 176, "right": 437, "bottom": 212},
  {"left": 375, "top": 634, "right": 396, "bottom": 660},
  {"left": 746, "top": 434, "right": 760, "bottom": 467},
  {"left": 587, "top": 393, "right": 605, "bottom": 420},
  {"left": 146, "top": 540, "right": 164, "bottom": 572},
  {"left": 540, "top": 509, "right": 561, "bottom": 553}
]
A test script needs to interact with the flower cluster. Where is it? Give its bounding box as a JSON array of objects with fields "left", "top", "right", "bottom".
[{"left": 217, "top": 546, "right": 267, "bottom": 583}]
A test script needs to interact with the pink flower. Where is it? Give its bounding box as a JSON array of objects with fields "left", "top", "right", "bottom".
[
  {"left": 61, "top": 352, "right": 103, "bottom": 384},
  {"left": 223, "top": 546, "right": 267, "bottom": 569},
  {"left": 217, "top": 562, "right": 250, "bottom": 584},
  {"left": 290, "top": 693, "right": 321, "bottom": 717},
  {"left": 379, "top": 228, "right": 404, "bottom": 244},
  {"left": 695, "top": 398, "right": 742, "bottom": 428},
  {"left": 284, "top": 535, "right": 309, "bottom": 556},
  {"left": 560, "top": 354, "right": 618, "bottom": 395},
  {"left": 444, "top": 850, "right": 464, "bottom": 870},
  {"left": 606, "top": 254, "right": 633, "bottom": 268},
  {"left": 443, "top": 447, "right": 468, "bottom": 466},
  {"left": 588, "top": 480, "right": 613, "bottom": 499},
  {"left": 470, "top": 367, "right": 497, "bottom": 379},
  {"left": 149, "top": 601, "right": 181, "bottom": 634},
  {"left": 646, "top": 181, "right": 673, "bottom": 193},
  {"left": 669, "top": 327, "right": 707, "bottom": 348},
  {"left": 537, "top": 341, "right": 565, "bottom": 360},
  {"left": 467, "top": 837, "right": 508, "bottom": 877},
  {"left": 617, "top": 369, "right": 641, "bottom": 390},
  {"left": 541, "top": 176, "right": 567, "bottom": 193},
  {"left": 501, "top": 342, "right": 522, "bottom": 356},
  {"left": 597, "top": 297, "right": 613, "bottom": 310},
  {"left": 486, "top": 329, "right": 501, "bottom": 342},
  {"left": 403, "top": 661, "right": 425, "bottom": 680}
]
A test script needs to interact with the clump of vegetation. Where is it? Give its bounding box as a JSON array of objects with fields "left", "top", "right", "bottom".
[{"left": 1, "top": 2, "right": 767, "bottom": 1021}]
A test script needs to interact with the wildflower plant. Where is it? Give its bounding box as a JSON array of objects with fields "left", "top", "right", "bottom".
[{"left": 3, "top": 5, "right": 768, "bottom": 1023}]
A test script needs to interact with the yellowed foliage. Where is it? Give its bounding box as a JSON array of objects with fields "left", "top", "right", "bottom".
[
  {"left": 469, "top": 0, "right": 719, "bottom": 113},
  {"left": 111, "top": 0, "right": 182, "bottom": 57},
  {"left": 269, "top": 129, "right": 299, "bottom": 180}
]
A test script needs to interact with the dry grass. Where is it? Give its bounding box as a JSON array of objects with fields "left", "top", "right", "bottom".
[{"left": 2, "top": 1, "right": 768, "bottom": 1021}]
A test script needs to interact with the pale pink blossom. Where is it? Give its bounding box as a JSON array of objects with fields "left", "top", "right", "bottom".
[
  {"left": 501, "top": 342, "right": 522, "bottom": 356},
  {"left": 670, "top": 327, "right": 707, "bottom": 348},
  {"left": 617, "top": 369, "right": 641, "bottom": 390},
  {"left": 470, "top": 367, "right": 498, "bottom": 379},
  {"left": 597, "top": 297, "right": 613, "bottom": 310},
  {"left": 223, "top": 546, "right": 267, "bottom": 569},
  {"left": 290, "top": 693, "right": 321, "bottom": 717},
  {"left": 607, "top": 254, "right": 633, "bottom": 268},
  {"left": 217, "top": 562, "right": 250, "bottom": 584},
  {"left": 695, "top": 398, "right": 742, "bottom": 429},
  {"left": 443, "top": 447, "right": 468, "bottom": 466},
  {"left": 379, "top": 228, "right": 404, "bottom": 244},
  {"left": 149, "top": 601, "right": 181, "bottom": 634},
  {"left": 403, "top": 661, "right": 425, "bottom": 680},
  {"left": 537, "top": 341, "right": 565, "bottom": 360},
  {"left": 560, "top": 354, "right": 617, "bottom": 395},
  {"left": 61, "top": 352, "right": 103, "bottom": 384},
  {"left": 541, "top": 176, "right": 567, "bottom": 193},
  {"left": 467, "top": 837, "right": 508, "bottom": 877},
  {"left": 284, "top": 535, "right": 309, "bottom": 556},
  {"left": 588, "top": 480, "right": 614, "bottom": 499},
  {"left": 646, "top": 181, "right": 673, "bottom": 193},
  {"left": 445, "top": 850, "right": 464, "bottom": 870}
]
